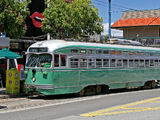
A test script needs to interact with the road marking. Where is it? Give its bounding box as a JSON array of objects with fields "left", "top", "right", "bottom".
[
  {"left": 81, "top": 97, "right": 160, "bottom": 117},
  {"left": 0, "top": 89, "right": 160, "bottom": 114}
]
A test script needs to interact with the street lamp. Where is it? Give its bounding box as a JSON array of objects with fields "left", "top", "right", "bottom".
[{"left": 108, "top": 0, "right": 111, "bottom": 40}]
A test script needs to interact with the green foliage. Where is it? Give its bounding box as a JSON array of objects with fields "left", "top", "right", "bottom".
[
  {"left": 104, "top": 35, "right": 109, "bottom": 41},
  {"left": 0, "top": 0, "right": 30, "bottom": 39},
  {"left": 42, "top": 0, "right": 104, "bottom": 39}
]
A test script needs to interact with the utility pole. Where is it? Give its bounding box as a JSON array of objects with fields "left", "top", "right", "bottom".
[
  {"left": 47, "top": 0, "right": 51, "bottom": 40},
  {"left": 108, "top": 0, "right": 111, "bottom": 40}
]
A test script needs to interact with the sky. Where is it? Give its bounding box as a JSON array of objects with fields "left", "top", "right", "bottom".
[{"left": 92, "top": 0, "right": 160, "bottom": 36}]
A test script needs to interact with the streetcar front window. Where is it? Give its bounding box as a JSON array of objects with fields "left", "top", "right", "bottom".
[{"left": 26, "top": 54, "right": 52, "bottom": 68}]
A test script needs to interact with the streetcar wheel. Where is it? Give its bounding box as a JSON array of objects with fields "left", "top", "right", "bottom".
[
  {"left": 151, "top": 81, "right": 156, "bottom": 88},
  {"left": 101, "top": 85, "right": 109, "bottom": 94},
  {"left": 77, "top": 89, "right": 85, "bottom": 97},
  {"left": 96, "top": 85, "right": 101, "bottom": 94},
  {"left": 144, "top": 80, "right": 157, "bottom": 89}
]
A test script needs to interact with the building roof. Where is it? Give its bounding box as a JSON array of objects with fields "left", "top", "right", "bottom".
[
  {"left": 122, "top": 9, "right": 160, "bottom": 19},
  {"left": 111, "top": 17, "right": 160, "bottom": 28},
  {"left": 111, "top": 9, "right": 160, "bottom": 29}
]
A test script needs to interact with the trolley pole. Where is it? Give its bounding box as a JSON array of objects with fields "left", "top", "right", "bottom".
[{"left": 108, "top": 0, "right": 111, "bottom": 40}]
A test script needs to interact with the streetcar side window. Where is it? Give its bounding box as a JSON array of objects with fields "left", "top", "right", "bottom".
[
  {"left": 103, "top": 50, "right": 109, "bottom": 54},
  {"left": 145, "top": 60, "right": 149, "bottom": 67},
  {"left": 117, "top": 59, "right": 122, "bottom": 67},
  {"left": 60, "top": 55, "right": 66, "bottom": 67},
  {"left": 155, "top": 60, "right": 158, "bottom": 67},
  {"left": 88, "top": 50, "right": 94, "bottom": 54},
  {"left": 134, "top": 60, "right": 139, "bottom": 67},
  {"left": 96, "top": 59, "right": 102, "bottom": 68},
  {"left": 117, "top": 51, "right": 122, "bottom": 55},
  {"left": 80, "top": 59, "right": 87, "bottom": 68},
  {"left": 71, "top": 49, "right": 78, "bottom": 53},
  {"left": 96, "top": 50, "right": 102, "bottom": 54},
  {"left": 110, "top": 50, "right": 115, "bottom": 55},
  {"left": 110, "top": 59, "right": 116, "bottom": 67},
  {"left": 80, "top": 49, "right": 86, "bottom": 54},
  {"left": 150, "top": 60, "right": 154, "bottom": 67},
  {"left": 139, "top": 60, "right": 144, "bottom": 67},
  {"left": 123, "top": 59, "right": 128, "bottom": 67},
  {"left": 70, "top": 58, "right": 79, "bottom": 68},
  {"left": 123, "top": 51, "right": 128, "bottom": 56},
  {"left": 54, "top": 54, "right": 59, "bottom": 67},
  {"left": 103, "top": 59, "right": 109, "bottom": 67},
  {"left": 88, "top": 59, "right": 95, "bottom": 68},
  {"left": 158, "top": 60, "right": 160, "bottom": 67},
  {"left": 129, "top": 59, "right": 134, "bottom": 67}
]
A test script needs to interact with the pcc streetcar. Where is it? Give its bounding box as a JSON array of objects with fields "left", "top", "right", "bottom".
[{"left": 25, "top": 40, "right": 160, "bottom": 96}]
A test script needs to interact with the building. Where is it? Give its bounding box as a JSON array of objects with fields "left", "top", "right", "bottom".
[
  {"left": 0, "top": 37, "right": 10, "bottom": 49},
  {"left": 111, "top": 9, "right": 160, "bottom": 41}
]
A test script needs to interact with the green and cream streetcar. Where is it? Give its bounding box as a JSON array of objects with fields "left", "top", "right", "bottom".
[{"left": 25, "top": 40, "right": 160, "bottom": 95}]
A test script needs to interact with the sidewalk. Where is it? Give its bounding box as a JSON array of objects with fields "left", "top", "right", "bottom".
[
  {"left": 0, "top": 88, "right": 9, "bottom": 99},
  {"left": 0, "top": 88, "right": 26, "bottom": 99}
]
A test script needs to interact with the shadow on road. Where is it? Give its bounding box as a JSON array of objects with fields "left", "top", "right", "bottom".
[
  {"left": 28, "top": 87, "right": 160, "bottom": 100},
  {"left": 0, "top": 106, "right": 7, "bottom": 109}
]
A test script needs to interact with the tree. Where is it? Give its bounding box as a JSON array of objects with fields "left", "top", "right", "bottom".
[
  {"left": 0, "top": 0, "right": 30, "bottom": 39},
  {"left": 104, "top": 35, "right": 109, "bottom": 41},
  {"left": 42, "top": 0, "right": 104, "bottom": 39}
]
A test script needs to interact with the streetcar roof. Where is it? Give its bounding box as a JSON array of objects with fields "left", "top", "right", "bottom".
[{"left": 27, "top": 39, "right": 160, "bottom": 52}]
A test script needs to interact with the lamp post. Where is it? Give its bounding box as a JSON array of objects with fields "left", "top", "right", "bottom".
[{"left": 108, "top": 0, "right": 111, "bottom": 40}]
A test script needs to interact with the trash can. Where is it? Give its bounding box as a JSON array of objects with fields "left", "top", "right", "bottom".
[{"left": 6, "top": 68, "right": 20, "bottom": 94}]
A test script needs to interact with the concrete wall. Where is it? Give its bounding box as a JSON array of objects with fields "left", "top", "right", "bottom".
[{"left": 123, "top": 26, "right": 160, "bottom": 38}]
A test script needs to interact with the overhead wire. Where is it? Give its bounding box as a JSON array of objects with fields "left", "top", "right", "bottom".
[{"left": 111, "top": 3, "right": 139, "bottom": 11}]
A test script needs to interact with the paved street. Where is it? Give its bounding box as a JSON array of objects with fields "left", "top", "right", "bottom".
[{"left": 0, "top": 88, "right": 160, "bottom": 120}]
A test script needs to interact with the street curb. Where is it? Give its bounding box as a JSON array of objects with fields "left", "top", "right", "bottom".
[{"left": 0, "top": 93, "right": 27, "bottom": 99}]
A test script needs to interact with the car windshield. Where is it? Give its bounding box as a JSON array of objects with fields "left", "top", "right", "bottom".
[{"left": 26, "top": 54, "right": 52, "bottom": 68}]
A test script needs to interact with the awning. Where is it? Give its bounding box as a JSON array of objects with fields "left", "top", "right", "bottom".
[{"left": 0, "top": 48, "right": 21, "bottom": 59}]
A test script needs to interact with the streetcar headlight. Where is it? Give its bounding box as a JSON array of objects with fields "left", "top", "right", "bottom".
[{"left": 32, "top": 77, "right": 36, "bottom": 82}]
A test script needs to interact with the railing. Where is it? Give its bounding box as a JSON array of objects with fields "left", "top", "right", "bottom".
[{"left": 123, "top": 37, "right": 160, "bottom": 47}]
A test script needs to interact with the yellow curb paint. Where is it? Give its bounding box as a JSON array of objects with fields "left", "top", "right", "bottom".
[{"left": 81, "top": 97, "right": 160, "bottom": 117}]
